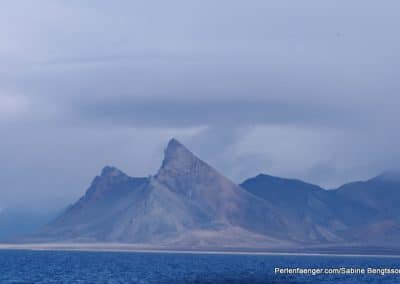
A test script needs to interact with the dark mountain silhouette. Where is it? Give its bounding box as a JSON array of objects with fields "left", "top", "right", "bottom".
[
  {"left": 335, "top": 172, "right": 400, "bottom": 243},
  {"left": 240, "top": 174, "right": 378, "bottom": 243},
  {"left": 336, "top": 172, "right": 400, "bottom": 216}
]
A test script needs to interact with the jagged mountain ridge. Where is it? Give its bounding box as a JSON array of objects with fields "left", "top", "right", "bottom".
[
  {"left": 29, "top": 139, "right": 400, "bottom": 248},
  {"left": 34, "top": 139, "right": 292, "bottom": 246}
]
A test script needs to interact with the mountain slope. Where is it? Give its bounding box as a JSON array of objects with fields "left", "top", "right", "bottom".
[
  {"left": 31, "top": 139, "right": 293, "bottom": 247},
  {"left": 336, "top": 172, "right": 400, "bottom": 216},
  {"left": 335, "top": 173, "right": 400, "bottom": 243},
  {"left": 26, "top": 139, "right": 400, "bottom": 248},
  {"left": 240, "top": 174, "right": 378, "bottom": 243},
  {"left": 154, "top": 139, "right": 290, "bottom": 239},
  {"left": 36, "top": 167, "right": 149, "bottom": 242}
]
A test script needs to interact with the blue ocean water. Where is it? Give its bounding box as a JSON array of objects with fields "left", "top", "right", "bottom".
[{"left": 0, "top": 250, "right": 399, "bottom": 283}]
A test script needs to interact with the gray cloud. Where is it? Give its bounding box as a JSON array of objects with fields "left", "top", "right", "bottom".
[{"left": 1, "top": 0, "right": 400, "bottom": 208}]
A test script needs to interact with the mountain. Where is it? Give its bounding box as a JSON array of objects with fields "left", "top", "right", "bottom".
[
  {"left": 335, "top": 173, "right": 400, "bottom": 243},
  {"left": 23, "top": 139, "right": 400, "bottom": 249},
  {"left": 36, "top": 166, "right": 149, "bottom": 242},
  {"left": 31, "top": 139, "right": 293, "bottom": 247},
  {"left": 336, "top": 172, "right": 400, "bottom": 216},
  {"left": 240, "top": 174, "right": 378, "bottom": 243},
  {"left": 240, "top": 172, "right": 400, "bottom": 246},
  {"left": 240, "top": 174, "right": 325, "bottom": 209}
]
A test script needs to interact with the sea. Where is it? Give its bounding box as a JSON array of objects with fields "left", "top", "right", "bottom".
[{"left": 0, "top": 250, "right": 399, "bottom": 283}]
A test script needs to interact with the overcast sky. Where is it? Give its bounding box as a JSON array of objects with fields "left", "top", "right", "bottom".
[{"left": 1, "top": 0, "right": 400, "bottom": 209}]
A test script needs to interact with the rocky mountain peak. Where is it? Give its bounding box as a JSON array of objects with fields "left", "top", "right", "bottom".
[
  {"left": 100, "top": 166, "right": 125, "bottom": 178},
  {"left": 159, "top": 138, "right": 204, "bottom": 174}
]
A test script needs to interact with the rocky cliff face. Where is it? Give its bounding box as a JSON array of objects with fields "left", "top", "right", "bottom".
[{"left": 155, "top": 139, "right": 289, "bottom": 238}]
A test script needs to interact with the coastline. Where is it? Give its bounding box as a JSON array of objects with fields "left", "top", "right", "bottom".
[{"left": 1, "top": 243, "right": 400, "bottom": 258}]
